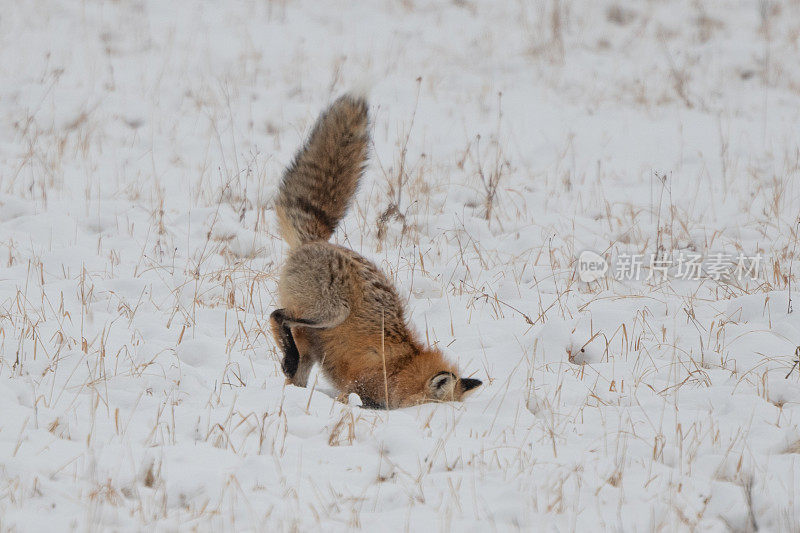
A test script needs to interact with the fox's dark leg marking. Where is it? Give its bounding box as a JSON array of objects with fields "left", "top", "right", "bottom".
[
  {"left": 271, "top": 308, "right": 328, "bottom": 379},
  {"left": 271, "top": 309, "right": 300, "bottom": 378}
]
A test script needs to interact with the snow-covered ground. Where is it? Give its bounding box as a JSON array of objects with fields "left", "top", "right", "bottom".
[{"left": 1, "top": 0, "right": 799, "bottom": 530}]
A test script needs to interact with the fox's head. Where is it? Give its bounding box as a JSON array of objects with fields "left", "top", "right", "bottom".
[
  {"left": 390, "top": 347, "right": 483, "bottom": 408},
  {"left": 427, "top": 370, "right": 483, "bottom": 402}
]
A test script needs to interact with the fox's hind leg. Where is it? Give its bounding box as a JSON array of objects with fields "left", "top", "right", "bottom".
[
  {"left": 269, "top": 309, "right": 302, "bottom": 381},
  {"left": 270, "top": 308, "right": 342, "bottom": 387},
  {"left": 271, "top": 245, "right": 351, "bottom": 386},
  {"left": 285, "top": 326, "right": 321, "bottom": 387},
  {"left": 269, "top": 308, "right": 327, "bottom": 387}
]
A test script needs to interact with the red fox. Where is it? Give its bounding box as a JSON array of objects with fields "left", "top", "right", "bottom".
[{"left": 269, "top": 94, "right": 482, "bottom": 409}]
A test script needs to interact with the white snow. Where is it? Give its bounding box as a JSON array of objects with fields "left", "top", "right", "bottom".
[{"left": 1, "top": 0, "right": 799, "bottom": 530}]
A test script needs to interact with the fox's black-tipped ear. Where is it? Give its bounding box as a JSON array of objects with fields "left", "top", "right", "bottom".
[
  {"left": 461, "top": 378, "right": 482, "bottom": 392},
  {"left": 429, "top": 371, "right": 457, "bottom": 399}
]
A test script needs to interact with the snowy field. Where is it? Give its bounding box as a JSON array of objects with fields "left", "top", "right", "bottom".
[{"left": 2, "top": 0, "right": 800, "bottom": 530}]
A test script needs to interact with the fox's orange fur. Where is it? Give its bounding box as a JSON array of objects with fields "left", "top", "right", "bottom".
[{"left": 270, "top": 95, "right": 481, "bottom": 409}]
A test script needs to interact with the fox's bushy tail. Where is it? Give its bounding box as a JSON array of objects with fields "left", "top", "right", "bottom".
[{"left": 276, "top": 94, "right": 369, "bottom": 248}]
